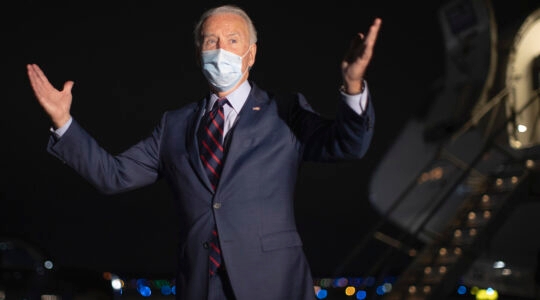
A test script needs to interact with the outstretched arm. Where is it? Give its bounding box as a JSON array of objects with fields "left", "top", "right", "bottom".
[
  {"left": 341, "top": 18, "right": 382, "bottom": 95},
  {"left": 27, "top": 63, "right": 73, "bottom": 129}
]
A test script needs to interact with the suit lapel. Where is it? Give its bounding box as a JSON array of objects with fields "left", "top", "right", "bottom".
[
  {"left": 218, "top": 86, "right": 269, "bottom": 187},
  {"left": 188, "top": 97, "right": 216, "bottom": 194}
]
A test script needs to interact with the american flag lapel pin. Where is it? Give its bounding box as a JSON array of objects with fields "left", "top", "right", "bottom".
[{"left": 252, "top": 106, "right": 260, "bottom": 111}]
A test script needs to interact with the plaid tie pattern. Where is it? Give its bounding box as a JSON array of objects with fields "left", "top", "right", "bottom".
[{"left": 199, "top": 98, "right": 228, "bottom": 275}]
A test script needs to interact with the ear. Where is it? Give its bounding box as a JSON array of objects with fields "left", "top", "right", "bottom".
[{"left": 248, "top": 43, "right": 257, "bottom": 68}]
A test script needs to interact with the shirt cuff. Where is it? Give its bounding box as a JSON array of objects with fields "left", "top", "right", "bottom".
[
  {"left": 340, "top": 81, "right": 369, "bottom": 115},
  {"left": 49, "top": 117, "right": 73, "bottom": 139}
]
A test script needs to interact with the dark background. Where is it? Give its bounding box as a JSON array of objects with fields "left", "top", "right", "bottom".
[{"left": 2, "top": 0, "right": 538, "bottom": 281}]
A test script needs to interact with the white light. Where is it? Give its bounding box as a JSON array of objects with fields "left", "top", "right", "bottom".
[
  {"left": 517, "top": 124, "right": 528, "bottom": 132},
  {"left": 493, "top": 260, "right": 505, "bottom": 269},
  {"left": 111, "top": 278, "right": 123, "bottom": 290},
  {"left": 43, "top": 260, "right": 54, "bottom": 270}
]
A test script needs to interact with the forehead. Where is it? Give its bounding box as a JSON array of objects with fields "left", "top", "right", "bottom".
[{"left": 202, "top": 13, "right": 249, "bottom": 37}]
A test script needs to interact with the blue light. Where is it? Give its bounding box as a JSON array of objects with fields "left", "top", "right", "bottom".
[
  {"left": 457, "top": 285, "right": 467, "bottom": 295},
  {"left": 138, "top": 285, "right": 151, "bottom": 297},
  {"left": 356, "top": 290, "right": 367, "bottom": 300},
  {"left": 172, "top": 285, "right": 176, "bottom": 295},
  {"left": 316, "top": 289, "right": 328, "bottom": 299},
  {"left": 376, "top": 285, "right": 385, "bottom": 295},
  {"left": 136, "top": 279, "right": 152, "bottom": 297},
  {"left": 161, "top": 285, "right": 172, "bottom": 295}
]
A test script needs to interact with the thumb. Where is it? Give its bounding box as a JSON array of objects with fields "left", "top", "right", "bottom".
[{"left": 63, "top": 80, "right": 75, "bottom": 92}]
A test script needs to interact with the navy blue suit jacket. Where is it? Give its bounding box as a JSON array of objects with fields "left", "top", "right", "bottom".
[{"left": 47, "top": 82, "right": 375, "bottom": 300}]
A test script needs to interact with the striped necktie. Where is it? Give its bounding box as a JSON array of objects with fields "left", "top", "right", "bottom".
[
  {"left": 199, "top": 97, "right": 228, "bottom": 275},
  {"left": 199, "top": 98, "right": 228, "bottom": 190}
]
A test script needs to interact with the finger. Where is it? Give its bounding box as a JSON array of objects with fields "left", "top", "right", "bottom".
[
  {"left": 27, "top": 64, "right": 43, "bottom": 83},
  {"left": 359, "top": 18, "right": 382, "bottom": 62},
  {"left": 27, "top": 64, "right": 45, "bottom": 95},
  {"left": 27, "top": 64, "right": 45, "bottom": 90},
  {"left": 28, "top": 64, "right": 57, "bottom": 97},
  {"left": 31, "top": 64, "right": 54, "bottom": 88},
  {"left": 364, "top": 18, "right": 382, "bottom": 51}
]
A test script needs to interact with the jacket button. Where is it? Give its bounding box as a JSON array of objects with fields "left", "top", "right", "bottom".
[
  {"left": 203, "top": 242, "right": 209, "bottom": 249},
  {"left": 213, "top": 203, "right": 221, "bottom": 209}
]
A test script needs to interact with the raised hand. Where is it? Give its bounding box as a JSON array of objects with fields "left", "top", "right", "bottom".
[
  {"left": 341, "top": 18, "right": 382, "bottom": 94},
  {"left": 27, "top": 63, "right": 74, "bottom": 128}
]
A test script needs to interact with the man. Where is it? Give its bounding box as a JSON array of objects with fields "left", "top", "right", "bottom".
[{"left": 27, "top": 4, "right": 381, "bottom": 300}]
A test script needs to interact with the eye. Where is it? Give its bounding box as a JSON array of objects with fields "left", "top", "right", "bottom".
[{"left": 203, "top": 38, "right": 217, "bottom": 47}]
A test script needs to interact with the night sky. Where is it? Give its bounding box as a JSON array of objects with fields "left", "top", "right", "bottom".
[{"left": 2, "top": 0, "right": 538, "bottom": 282}]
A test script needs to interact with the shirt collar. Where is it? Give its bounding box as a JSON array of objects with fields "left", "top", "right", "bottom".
[{"left": 208, "top": 81, "right": 251, "bottom": 113}]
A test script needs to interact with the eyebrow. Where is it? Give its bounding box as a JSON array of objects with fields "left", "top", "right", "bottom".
[
  {"left": 225, "top": 32, "right": 240, "bottom": 38},
  {"left": 202, "top": 32, "right": 241, "bottom": 40}
]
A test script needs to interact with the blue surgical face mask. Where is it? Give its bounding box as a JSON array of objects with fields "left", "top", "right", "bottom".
[{"left": 201, "top": 46, "right": 251, "bottom": 92}]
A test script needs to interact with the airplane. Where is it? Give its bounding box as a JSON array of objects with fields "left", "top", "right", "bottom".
[{"left": 335, "top": 0, "right": 540, "bottom": 299}]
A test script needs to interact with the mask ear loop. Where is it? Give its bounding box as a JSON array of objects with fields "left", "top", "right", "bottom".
[
  {"left": 240, "top": 44, "right": 252, "bottom": 59},
  {"left": 243, "top": 44, "right": 254, "bottom": 72}
]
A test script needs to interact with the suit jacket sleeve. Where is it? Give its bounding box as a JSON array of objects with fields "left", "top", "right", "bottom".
[
  {"left": 46, "top": 115, "right": 166, "bottom": 195},
  {"left": 279, "top": 91, "right": 375, "bottom": 162}
]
